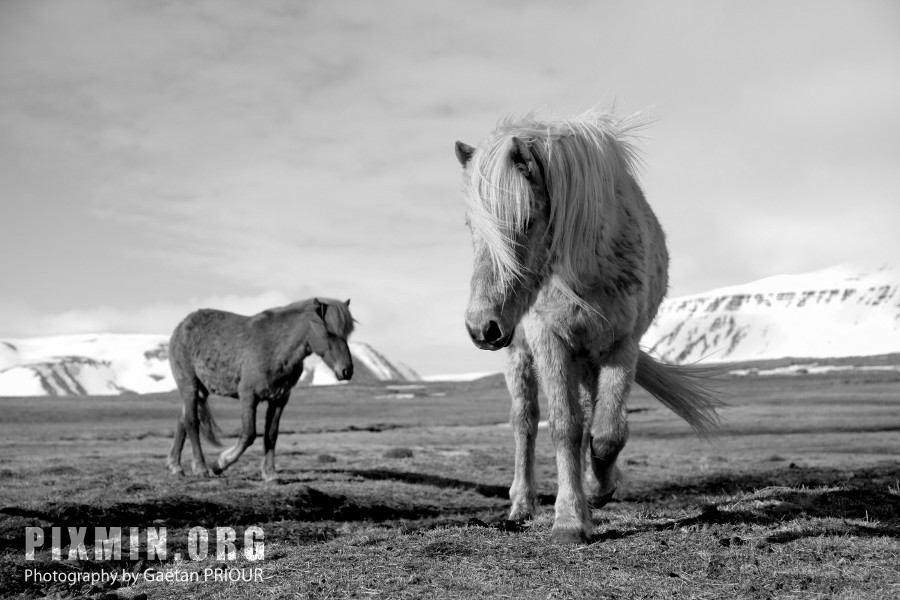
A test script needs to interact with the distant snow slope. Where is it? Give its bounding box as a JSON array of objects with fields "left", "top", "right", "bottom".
[
  {"left": 0, "top": 334, "right": 418, "bottom": 396},
  {"left": 297, "top": 341, "right": 420, "bottom": 386},
  {"left": 643, "top": 265, "right": 900, "bottom": 363},
  {"left": 4, "top": 265, "right": 896, "bottom": 394},
  {"left": 0, "top": 334, "right": 172, "bottom": 396}
]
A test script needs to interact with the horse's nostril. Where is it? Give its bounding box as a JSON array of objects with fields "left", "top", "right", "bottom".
[
  {"left": 342, "top": 367, "right": 353, "bottom": 380},
  {"left": 483, "top": 320, "right": 503, "bottom": 343}
]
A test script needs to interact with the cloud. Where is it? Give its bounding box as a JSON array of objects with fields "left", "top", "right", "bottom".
[
  {"left": 0, "top": 290, "right": 294, "bottom": 338},
  {"left": 1, "top": 0, "right": 898, "bottom": 374}
]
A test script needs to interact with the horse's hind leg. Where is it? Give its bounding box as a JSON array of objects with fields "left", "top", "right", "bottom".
[
  {"left": 167, "top": 379, "right": 210, "bottom": 477},
  {"left": 166, "top": 414, "right": 187, "bottom": 476},
  {"left": 261, "top": 395, "right": 288, "bottom": 482},
  {"left": 587, "top": 341, "right": 638, "bottom": 507},
  {"left": 506, "top": 346, "right": 540, "bottom": 522},
  {"left": 213, "top": 386, "right": 258, "bottom": 475},
  {"left": 185, "top": 383, "right": 214, "bottom": 477}
]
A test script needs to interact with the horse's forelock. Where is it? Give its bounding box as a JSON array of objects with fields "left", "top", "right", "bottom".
[
  {"left": 321, "top": 299, "right": 355, "bottom": 338},
  {"left": 286, "top": 298, "right": 355, "bottom": 338},
  {"left": 464, "top": 109, "right": 645, "bottom": 297},
  {"left": 464, "top": 130, "right": 538, "bottom": 287}
]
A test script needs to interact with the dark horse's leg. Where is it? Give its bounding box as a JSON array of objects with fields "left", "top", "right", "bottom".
[
  {"left": 506, "top": 343, "right": 540, "bottom": 522},
  {"left": 166, "top": 394, "right": 188, "bottom": 476},
  {"left": 171, "top": 380, "right": 213, "bottom": 477},
  {"left": 586, "top": 340, "right": 637, "bottom": 506},
  {"left": 166, "top": 413, "right": 187, "bottom": 477},
  {"left": 261, "top": 395, "right": 289, "bottom": 482},
  {"left": 213, "top": 385, "right": 258, "bottom": 475}
]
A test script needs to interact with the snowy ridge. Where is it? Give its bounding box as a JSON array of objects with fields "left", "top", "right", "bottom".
[
  {"left": 4, "top": 264, "right": 896, "bottom": 394},
  {"left": 0, "top": 334, "right": 418, "bottom": 396},
  {"left": 297, "top": 341, "right": 420, "bottom": 386},
  {"left": 643, "top": 265, "right": 900, "bottom": 364},
  {"left": 0, "top": 334, "right": 172, "bottom": 396}
]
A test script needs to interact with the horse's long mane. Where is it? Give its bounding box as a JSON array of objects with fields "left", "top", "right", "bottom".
[
  {"left": 277, "top": 298, "right": 356, "bottom": 338},
  {"left": 464, "top": 108, "right": 645, "bottom": 299}
]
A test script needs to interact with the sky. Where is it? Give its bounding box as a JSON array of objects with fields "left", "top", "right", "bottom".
[{"left": 1, "top": 0, "right": 898, "bottom": 376}]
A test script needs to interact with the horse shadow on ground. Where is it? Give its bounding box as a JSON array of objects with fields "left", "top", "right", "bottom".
[
  {"left": 593, "top": 485, "right": 900, "bottom": 545},
  {"left": 1, "top": 463, "right": 897, "bottom": 552},
  {"left": 0, "top": 483, "right": 442, "bottom": 549},
  {"left": 315, "top": 463, "right": 900, "bottom": 543},
  {"left": 0, "top": 467, "right": 521, "bottom": 553},
  {"left": 3, "top": 463, "right": 896, "bottom": 599},
  {"left": 593, "top": 462, "right": 900, "bottom": 544},
  {"left": 321, "top": 467, "right": 558, "bottom": 505}
]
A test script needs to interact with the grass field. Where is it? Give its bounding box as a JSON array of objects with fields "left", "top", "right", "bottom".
[{"left": 1, "top": 369, "right": 899, "bottom": 599}]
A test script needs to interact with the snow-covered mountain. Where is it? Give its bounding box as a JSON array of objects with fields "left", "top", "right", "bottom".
[
  {"left": 297, "top": 341, "right": 420, "bottom": 386},
  {"left": 4, "top": 265, "right": 896, "bottom": 394},
  {"left": 643, "top": 265, "right": 900, "bottom": 364},
  {"left": 0, "top": 334, "right": 418, "bottom": 396},
  {"left": 0, "top": 334, "right": 172, "bottom": 396}
]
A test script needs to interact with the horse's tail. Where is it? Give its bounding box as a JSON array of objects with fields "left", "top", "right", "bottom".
[
  {"left": 634, "top": 351, "right": 726, "bottom": 438},
  {"left": 197, "top": 395, "right": 224, "bottom": 448}
]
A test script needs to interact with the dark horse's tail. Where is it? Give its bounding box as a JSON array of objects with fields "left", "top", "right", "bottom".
[
  {"left": 635, "top": 351, "right": 726, "bottom": 438},
  {"left": 197, "top": 396, "right": 225, "bottom": 448}
]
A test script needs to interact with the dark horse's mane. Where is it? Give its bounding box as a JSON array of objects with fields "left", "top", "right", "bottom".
[{"left": 263, "top": 298, "right": 356, "bottom": 338}]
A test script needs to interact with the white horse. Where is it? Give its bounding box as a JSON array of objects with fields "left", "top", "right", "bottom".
[{"left": 455, "top": 109, "right": 721, "bottom": 543}]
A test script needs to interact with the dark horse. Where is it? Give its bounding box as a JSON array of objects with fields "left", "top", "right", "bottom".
[
  {"left": 166, "top": 298, "right": 354, "bottom": 481},
  {"left": 455, "top": 109, "right": 722, "bottom": 543}
]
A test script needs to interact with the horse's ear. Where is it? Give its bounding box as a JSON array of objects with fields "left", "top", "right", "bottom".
[
  {"left": 509, "top": 137, "right": 544, "bottom": 188},
  {"left": 313, "top": 298, "right": 327, "bottom": 321},
  {"left": 345, "top": 298, "right": 351, "bottom": 307},
  {"left": 455, "top": 141, "right": 475, "bottom": 167}
]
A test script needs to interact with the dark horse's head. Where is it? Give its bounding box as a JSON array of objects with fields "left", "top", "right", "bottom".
[
  {"left": 308, "top": 298, "right": 354, "bottom": 381},
  {"left": 454, "top": 134, "right": 552, "bottom": 350}
]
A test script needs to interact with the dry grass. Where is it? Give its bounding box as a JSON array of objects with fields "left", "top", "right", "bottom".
[{"left": 1, "top": 370, "right": 899, "bottom": 599}]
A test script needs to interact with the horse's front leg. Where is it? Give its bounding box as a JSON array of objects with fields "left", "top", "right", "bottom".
[
  {"left": 506, "top": 343, "right": 540, "bottom": 522},
  {"left": 532, "top": 334, "right": 589, "bottom": 544},
  {"left": 578, "top": 368, "right": 603, "bottom": 505},
  {"left": 261, "top": 395, "right": 288, "bottom": 482},
  {"left": 586, "top": 340, "right": 638, "bottom": 507},
  {"left": 213, "top": 387, "right": 258, "bottom": 475}
]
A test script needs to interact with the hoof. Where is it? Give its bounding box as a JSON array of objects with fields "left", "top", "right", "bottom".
[
  {"left": 508, "top": 504, "right": 536, "bottom": 523},
  {"left": 550, "top": 527, "right": 590, "bottom": 545},
  {"left": 589, "top": 488, "right": 616, "bottom": 509},
  {"left": 167, "top": 467, "right": 185, "bottom": 477},
  {"left": 192, "top": 464, "right": 213, "bottom": 477},
  {"left": 262, "top": 472, "right": 279, "bottom": 484},
  {"left": 211, "top": 462, "right": 224, "bottom": 476}
]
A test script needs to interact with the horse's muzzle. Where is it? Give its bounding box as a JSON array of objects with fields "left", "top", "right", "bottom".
[
  {"left": 465, "top": 318, "right": 512, "bottom": 351},
  {"left": 336, "top": 365, "right": 354, "bottom": 381}
]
